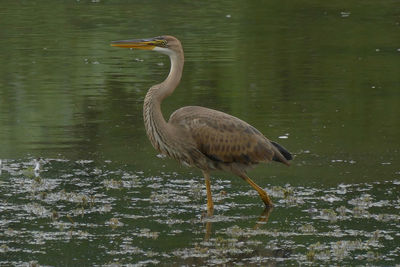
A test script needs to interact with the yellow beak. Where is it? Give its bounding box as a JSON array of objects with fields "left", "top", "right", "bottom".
[{"left": 111, "top": 37, "right": 164, "bottom": 50}]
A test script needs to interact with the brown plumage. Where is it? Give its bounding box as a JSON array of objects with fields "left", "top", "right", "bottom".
[{"left": 111, "top": 35, "right": 292, "bottom": 215}]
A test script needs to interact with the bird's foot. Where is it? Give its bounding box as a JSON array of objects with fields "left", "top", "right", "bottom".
[
  {"left": 260, "top": 193, "right": 273, "bottom": 207},
  {"left": 206, "top": 207, "right": 214, "bottom": 217},
  {"left": 201, "top": 209, "right": 214, "bottom": 220},
  {"left": 264, "top": 201, "right": 274, "bottom": 208}
]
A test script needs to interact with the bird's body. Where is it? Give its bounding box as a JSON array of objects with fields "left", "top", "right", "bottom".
[
  {"left": 168, "top": 105, "right": 289, "bottom": 172},
  {"left": 112, "top": 35, "right": 292, "bottom": 214}
]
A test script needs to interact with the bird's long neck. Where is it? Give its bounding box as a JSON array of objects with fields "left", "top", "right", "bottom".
[
  {"left": 158, "top": 52, "right": 184, "bottom": 100},
  {"left": 143, "top": 50, "right": 184, "bottom": 154}
]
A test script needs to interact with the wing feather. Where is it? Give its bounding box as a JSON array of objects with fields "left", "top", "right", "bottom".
[{"left": 169, "top": 106, "right": 278, "bottom": 165}]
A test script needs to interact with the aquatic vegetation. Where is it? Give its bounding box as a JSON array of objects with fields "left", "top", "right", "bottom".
[
  {"left": 320, "top": 208, "right": 338, "bottom": 222},
  {"left": 299, "top": 224, "right": 316, "bottom": 233},
  {"left": 0, "top": 159, "right": 399, "bottom": 265},
  {"left": 108, "top": 217, "right": 124, "bottom": 229},
  {"left": 103, "top": 178, "right": 124, "bottom": 190}
]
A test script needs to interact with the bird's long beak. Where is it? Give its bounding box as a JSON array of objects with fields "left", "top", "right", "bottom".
[{"left": 111, "top": 37, "right": 164, "bottom": 50}]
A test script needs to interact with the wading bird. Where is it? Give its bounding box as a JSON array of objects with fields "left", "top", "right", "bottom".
[{"left": 111, "top": 36, "right": 292, "bottom": 215}]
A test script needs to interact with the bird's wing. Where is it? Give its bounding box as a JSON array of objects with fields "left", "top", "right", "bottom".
[{"left": 169, "top": 106, "right": 279, "bottom": 165}]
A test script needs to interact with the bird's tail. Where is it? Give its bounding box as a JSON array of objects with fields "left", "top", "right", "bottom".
[{"left": 271, "top": 141, "right": 292, "bottom": 166}]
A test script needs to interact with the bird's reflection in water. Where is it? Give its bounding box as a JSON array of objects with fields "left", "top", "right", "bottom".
[
  {"left": 175, "top": 207, "right": 291, "bottom": 266},
  {"left": 203, "top": 207, "right": 273, "bottom": 241}
]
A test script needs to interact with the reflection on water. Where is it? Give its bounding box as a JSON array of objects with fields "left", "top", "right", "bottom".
[
  {"left": 0, "top": 158, "right": 399, "bottom": 265},
  {"left": 1, "top": 0, "right": 399, "bottom": 265}
]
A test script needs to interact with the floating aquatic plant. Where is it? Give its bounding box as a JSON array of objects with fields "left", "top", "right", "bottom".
[{"left": 0, "top": 159, "right": 399, "bottom": 265}]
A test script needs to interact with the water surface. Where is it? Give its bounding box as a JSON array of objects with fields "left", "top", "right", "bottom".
[{"left": 0, "top": 0, "right": 399, "bottom": 265}]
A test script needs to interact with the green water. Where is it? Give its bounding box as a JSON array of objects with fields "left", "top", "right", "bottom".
[{"left": 0, "top": 0, "right": 399, "bottom": 265}]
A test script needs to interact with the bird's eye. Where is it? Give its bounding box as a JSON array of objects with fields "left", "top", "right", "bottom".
[{"left": 161, "top": 40, "right": 168, "bottom": 47}]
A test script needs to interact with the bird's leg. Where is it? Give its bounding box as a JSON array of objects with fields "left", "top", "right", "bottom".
[
  {"left": 202, "top": 170, "right": 214, "bottom": 216},
  {"left": 239, "top": 173, "right": 273, "bottom": 207},
  {"left": 204, "top": 220, "right": 212, "bottom": 241},
  {"left": 253, "top": 207, "right": 274, "bottom": 230}
]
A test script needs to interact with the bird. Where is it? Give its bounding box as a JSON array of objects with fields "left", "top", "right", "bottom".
[{"left": 111, "top": 35, "right": 292, "bottom": 215}]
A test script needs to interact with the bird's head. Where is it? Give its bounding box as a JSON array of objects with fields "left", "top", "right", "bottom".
[{"left": 111, "top": 35, "right": 182, "bottom": 57}]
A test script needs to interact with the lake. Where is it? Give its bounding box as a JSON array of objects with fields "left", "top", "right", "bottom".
[{"left": 0, "top": 0, "right": 399, "bottom": 265}]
